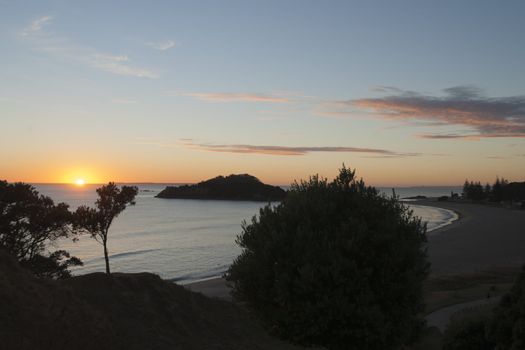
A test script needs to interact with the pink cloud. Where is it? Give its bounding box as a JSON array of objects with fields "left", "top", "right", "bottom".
[
  {"left": 181, "top": 140, "right": 420, "bottom": 157},
  {"left": 350, "top": 86, "right": 525, "bottom": 138}
]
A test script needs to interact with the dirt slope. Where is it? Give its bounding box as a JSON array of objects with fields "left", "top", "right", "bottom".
[{"left": 0, "top": 250, "right": 302, "bottom": 350}]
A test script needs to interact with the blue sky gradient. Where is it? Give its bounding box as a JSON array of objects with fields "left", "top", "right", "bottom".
[{"left": 1, "top": 1, "right": 524, "bottom": 185}]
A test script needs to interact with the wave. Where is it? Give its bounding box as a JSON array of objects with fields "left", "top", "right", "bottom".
[
  {"left": 82, "top": 248, "right": 163, "bottom": 264},
  {"left": 109, "top": 248, "right": 162, "bottom": 259}
]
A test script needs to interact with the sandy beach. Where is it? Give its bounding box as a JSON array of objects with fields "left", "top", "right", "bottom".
[
  {"left": 187, "top": 200, "right": 525, "bottom": 299},
  {"left": 420, "top": 199, "right": 525, "bottom": 275}
]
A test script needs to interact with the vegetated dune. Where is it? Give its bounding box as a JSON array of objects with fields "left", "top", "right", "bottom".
[{"left": 0, "top": 250, "right": 302, "bottom": 350}]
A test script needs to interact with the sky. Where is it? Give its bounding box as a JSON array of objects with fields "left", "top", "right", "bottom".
[{"left": 1, "top": 0, "right": 524, "bottom": 186}]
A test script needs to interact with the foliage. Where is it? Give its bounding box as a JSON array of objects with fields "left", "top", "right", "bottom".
[
  {"left": 487, "top": 265, "right": 525, "bottom": 349},
  {"left": 442, "top": 310, "right": 494, "bottom": 350},
  {"left": 491, "top": 177, "right": 509, "bottom": 203},
  {"left": 75, "top": 182, "right": 138, "bottom": 274},
  {"left": 226, "top": 167, "right": 429, "bottom": 349},
  {"left": 446, "top": 264, "right": 525, "bottom": 349},
  {"left": 463, "top": 180, "right": 488, "bottom": 201},
  {"left": 463, "top": 177, "right": 525, "bottom": 203},
  {"left": 21, "top": 249, "right": 82, "bottom": 279},
  {"left": 0, "top": 180, "right": 81, "bottom": 278}
]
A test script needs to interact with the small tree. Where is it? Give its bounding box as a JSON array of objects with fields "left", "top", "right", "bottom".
[
  {"left": 492, "top": 178, "right": 503, "bottom": 202},
  {"left": 226, "top": 167, "right": 429, "bottom": 349},
  {"left": 484, "top": 183, "right": 492, "bottom": 199},
  {"left": 463, "top": 180, "right": 470, "bottom": 199},
  {"left": 75, "top": 182, "right": 137, "bottom": 274},
  {"left": 0, "top": 180, "right": 82, "bottom": 278}
]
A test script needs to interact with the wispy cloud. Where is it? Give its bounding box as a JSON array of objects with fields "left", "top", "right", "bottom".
[
  {"left": 20, "top": 16, "right": 158, "bottom": 78},
  {"left": 91, "top": 54, "right": 157, "bottom": 78},
  {"left": 20, "top": 15, "right": 53, "bottom": 36},
  {"left": 181, "top": 92, "right": 290, "bottom": 103},
  {"left": 370, "top": 86, "right": 404, "bottom": 94},
  {"left": 147, "top": 40, "right": 176, "bottom": 50},
  {"left": 180, "top": 139, "right": 420, "bottom": 157},
  {"left": 350, "top": 86, "right": 525, "bottom": 139},
  {"left": 416, "top": 133, "right": 480, "bottom": 140}
]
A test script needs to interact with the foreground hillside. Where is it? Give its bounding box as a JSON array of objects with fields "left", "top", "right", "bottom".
[
  {"left": 0, "top": 250, "right": 302, "bottom": 350},
  {"left": 156, "top": 174, "right": 287, "bottom": 201}
]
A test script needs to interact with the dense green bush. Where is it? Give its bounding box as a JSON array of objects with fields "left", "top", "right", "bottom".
[
  {"left": 487, "top": 265, "right": 525, "bottom": 349},
  {"left": 443, "top": 265, "right": 525, "bottom": 349},
  {"left": 226, "top": 167, "right": 429, "bottom": 349},
  {"left": 442, "top": 310, "right": 493, "bottom": 350}
]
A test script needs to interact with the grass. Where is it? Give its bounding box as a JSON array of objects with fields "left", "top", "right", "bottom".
[
  {"left": 406, "top": 266, "right": 521, "bottom": 349},
  {"left": 423, "top": 266, "right": 519, "bottom": 314}
]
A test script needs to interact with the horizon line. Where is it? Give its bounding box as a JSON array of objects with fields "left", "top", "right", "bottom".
[{"left": 24, "top": 182, "right": 466, "bottom": 188}]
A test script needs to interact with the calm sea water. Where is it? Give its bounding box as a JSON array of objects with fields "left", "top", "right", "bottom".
[{"left": 34, "top": 184, "right": 459, "bottom": 283}]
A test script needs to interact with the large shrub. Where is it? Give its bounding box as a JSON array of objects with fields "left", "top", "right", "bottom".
[{"left": 226, "top": 167, "right": 429, "bottom": 349}]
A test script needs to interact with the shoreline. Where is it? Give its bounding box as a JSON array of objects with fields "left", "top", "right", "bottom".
[
  {"left": 184, "top": 202, "right": 458, "bottom": 286},
  {"left": 184, "top": 199, "right": 463, "bottom": 299},
  {"left": 412, "top": 200, "right": 462, "bottom": 235},
  {"left": 187, "top": 199, "right": 525, "bottom": 299},
  {"left": 415, "top": 198, "right": 525, "bottom": 275}
]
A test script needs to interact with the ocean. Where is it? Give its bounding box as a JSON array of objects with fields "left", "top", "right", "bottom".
[{"left": 34, "top": 184, "right": 460, "bottom": 283}]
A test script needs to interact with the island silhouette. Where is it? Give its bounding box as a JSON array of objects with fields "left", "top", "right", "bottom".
[{"left": 156, "top": 174, "right": 287, "bottom": 201}]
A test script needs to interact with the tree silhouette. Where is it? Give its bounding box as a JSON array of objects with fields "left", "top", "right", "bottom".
[
  {"left": 491, "top": 177, "right": 509, "bottom": 202},
  {"left": 0, "top": 180, "right": 82, "bottom": 278},
  {"left": 75, "top": 182, "right": 137, "bottom": 274},
  {"left": 463, "top": 180, "right": 487, "bottom": 201}
]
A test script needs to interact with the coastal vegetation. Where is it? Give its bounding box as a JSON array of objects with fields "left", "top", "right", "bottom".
[
  {"left": 74, "top": 183, "right": 138, "bottom": 274},
  {"left": 424, "top": 268, "right": 517, "bottom": 314},
  {"left": 0, "top": 180, "right": 301, "bottom": 350},
  {"left": 0, "top": 180, "right": 82, "bottom": 278},
  {"left": 442, "top": 264, "right": 525, "bottom": 349},
  {"left": 488, "top": 265, "right": 525, "bottom": 348},
  {"left": 156, "top": 174, "right": 286, "bottom": 201},
  {"left": 0, "top": 181, "right": 138, "bottom": 277},
  {"left": 226, "top": 167, "right": 430, "bottom": 349},
  {"left": 463, "top": 178, "right": 525, "bottom": 205},
  {"left": 3, "top": 176, "right": 525, "bottom": 349}
]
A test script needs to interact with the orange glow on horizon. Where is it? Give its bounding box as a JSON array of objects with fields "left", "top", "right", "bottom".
[
  {"left": 3, "top": 153, "right": 524, "bottom": 187},
  {"left": 57, "top": 166, "right": 103, "bottom": 185}
]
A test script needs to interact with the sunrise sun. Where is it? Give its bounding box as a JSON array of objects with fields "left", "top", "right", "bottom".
[{"left": 74, "top": 178, "right": 86, "bottom": 186}]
